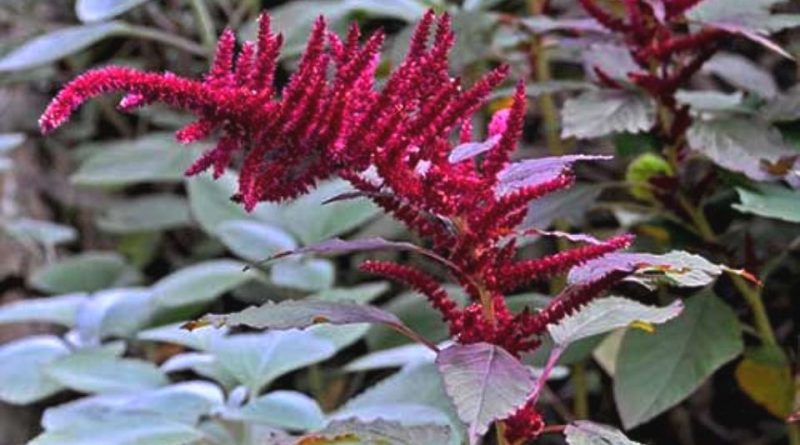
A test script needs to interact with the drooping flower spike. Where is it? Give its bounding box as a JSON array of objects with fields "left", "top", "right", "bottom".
[{"left": 41, "top": 11, "right": 636, "bottom": 442}]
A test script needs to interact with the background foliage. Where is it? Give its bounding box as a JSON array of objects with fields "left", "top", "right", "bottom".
[{"left": 0, "top": 0, "right": 798, "bottom": 444}]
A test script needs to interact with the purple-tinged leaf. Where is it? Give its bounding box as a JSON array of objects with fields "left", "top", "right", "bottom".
[
  {"left": 643, "top": 0, "right": 666, "bottom": 23},
  {"left": 567, "top": 251, "right": 757, "bottom": 288},
  {"left": 449, "top": 135, "right": 501, "bottom": 163},
  {"left": 521, "top": 16, "right": 607, "bottom": 34},
  {"left": 710, "top": 21, "right": 793, "bottom": 59},
  {"left": 208, "top": 300, "right": 402, "bottom": 330},
  {"left": 321, "top": 190, "right": 393, "bottom": 205},
  {"left": 516, "top": 228, "right": 604, "bottom": 245},
  {"left": 495, "top": 155, "right": 611, "bottom": 196},
  {"left": 436, "top": 343, "right": 535, "bottom": 444},
  {"left": 193, "top": 300, "right": 439, "bottom": 352},
  {"left": 686, "top": 117, "right": 799, "bottom": 185}
]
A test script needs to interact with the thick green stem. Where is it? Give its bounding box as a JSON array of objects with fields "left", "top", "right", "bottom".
[
  {"left": 528, "top": 0, "right": 565, "bottom": 157},
  {"left": 678, "top": 194, "right": 777, "bottom": 346}
]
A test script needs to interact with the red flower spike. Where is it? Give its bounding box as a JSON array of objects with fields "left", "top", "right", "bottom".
[
  {"left": 504, "top": 402, "right": 545, "bottom": 443},
  {"left": 500, "top": 234, "right": 634, "bottom": 292},
  {"left": 360, "top": 260, "right": 461, "bottom": 327}
]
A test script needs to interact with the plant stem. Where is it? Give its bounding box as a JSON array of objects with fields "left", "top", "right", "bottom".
[
  {"left": 677, "top": 193, "right": 777, "bottom": 346},
  {"left": 790, "top": 424, "right": 800, "bottom": 445},
  {"left": 122, "top": 24, "right": 208, "bottom": 56},
  {"left": 527, "top": 0, "right": 565, "bottom": 157},
  {"left": 495, "top": 421, "right": 510, "bottom": 445},
  {"left": 189, "top": 0, "right": 217, "bottom": 52},
  {"left": 572, "top": 362, "right": 589, "bottom": 418}
]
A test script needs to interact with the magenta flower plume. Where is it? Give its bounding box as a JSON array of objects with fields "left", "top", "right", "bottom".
[{"left": 41, "top": 11, "right": 638, "bottom": 442}]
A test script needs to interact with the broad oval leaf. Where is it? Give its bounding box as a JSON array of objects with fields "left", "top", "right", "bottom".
[
  {"left": 686, "top": 117, "right": 797, "bottom": 183},
  {"left": 216, "top": 219, "right": 297, "bottom": 262},
  {"left": 0, "top": 22, "right": 128, "bottom": 72},
  {"left": 153, "top": 259, "right": 255, "bottom": 308},
  {"left": 269, "top": 259, "right": 335, "bottom": 292},
  {"left": 345, "top": 343, "right": 437, "bottom": 372},
  {"left": 225, "top": 390, "right": 325, "bottom": 431},
  {"left": 548, "top": 297, "right": 684, "bottom": 347},
  {"left": 30, "top": 411, "right": 204, "bottom": 445},
  {"left": 449, "top": 135, "right": 501, "bottom": 163},
  {"left": 565, "top": 421, "right": 643, "bottom": 445},
  {"left": 47, "top": 349, "right": 169, "bottom": 394},
  {"left": 562, "top": 90, "right": 656, "bottom": 139},
  {"left": 436, "top": 343, "right": 535, "bottom": 444},
  {"left": 283, "top": 179, "right": 380, "bottom": 245},
  {"left": 614, "top": 292, "right": 743, "bottom": 429},
  {"left": 76, "top": 0, "right": 152, "bottom": 22},
  {"left": 0, "top": 293, "right": 88, "bottom": 327},
  {"left": 186, "top": 170, "right": 284, "bottom": 235},
  {"left": 733, "top": 185, "right": 800, "bottom": 223},
  {"left": 339, "top": 363, "right": 464, "bottom": 445},
  {"left": 3, "top": 218, "right": 77, "bottom": 246},
  {"left": 74, "top": 288, "right": 155, "bottom": 344},
  {"left": 29, "top": 252, "right": 141, "bottom": 294},
  {"left": 703, "top": 53, "right": 777, "bottom": 99},
  {"left": 209, "top": 331, "right": 336, "bottom": 394},
  {"left": 72, "top": 134, "right": 204, "bottom": 187},
  {"left": 0, "top": 335, "right": 69, "bottom": 404},
  {"left": 97, "top": 195, "right": 191, "bottom": 234}
]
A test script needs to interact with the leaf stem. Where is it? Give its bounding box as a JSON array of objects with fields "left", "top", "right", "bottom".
[
  {"left": 121, "top": 24, "right": 208, "bottom": 56},
  {"left": 189, "top": 0, "right": 217, "bottom": 53},
  {"left": 677, "top": 194, "right": 777, "bottom": 346}
]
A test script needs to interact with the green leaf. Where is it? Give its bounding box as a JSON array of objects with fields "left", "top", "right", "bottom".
[
  {"left": 3, "top": 218, "right": 77, "bottom": 246},
  {"left": 0, "top": 293, "right": 88, "bottom": 327},
  {"left": 283, "top": 179, "right": 380, "bottom": 245},
  {"left": 270, "top": 259, "right": 335, "bottom": 291},
  {"left": 152, "top": 259, "right": 256, "bottom": 308},
  {"left": 226, "top": 390, "right": 325, "bottom": 431},
  {"left": 0, "top": 336, "right": 69, "bottom": 404},
  {"left": 138, "top": 322, "right": 228, "bottom": 351},
  {"left": 687, "top": 117, "right": 798, "bottom": 183},
  {"left": 186, "top": 170, "right": 283, "bottom": 236},
  {"left": 216, "top": 219, "right": 297, "bottom": 262},
  {"left": 42, "top": 381, "right": 223, "bottom": 429},
  {"left": 47, "top": 349, "right": 168, "bottom": 394},
  {"left": 72, "top": 134, "right": 203, "bottom": 187},
  {"left": 565, "top": 421, "right": 643, "bottom": 445},
  {"left": 338, "top": 363, "right": 463, "bottom": 445},
  {"left": 0, "top": 22, "right": 129, "bottom": 72},
  {"left": 614, "top": 292, "right": 743, "bottom": 429},
  {"left": 209, "top": 331, "right": 336, "bottom": 394},
  {"left": 97, "top": 195, "right": 191, "bottom": 234},
  {"left": 345, "top": 343, "right": 436, "bottom": 372},
  {"left": 346, "top": 0, "right": 427, "bottom": 22},
  {"left": 75, "top": 288, "right": 155, "bottom": 341},
  {"left": 76, "top": 0, "right": 152, "bottom": 22},
  {"left": 733, "top": 185, "right": 800, "bottom": 223},
  {"left": 548, "top": 297, "right": 684, "bottom": 347},
  {"left": 764, "top": 85, "right": 800, "bottom": 122},
  {"left": 29, "top": 252, "right": 141, "bottom": 294},
  {"left": 436, "top": 343, "right": 536, "bottom": 443},
  {"left": 562, "top": 90, "right": 656, "bottom": 139},
  {"left": 30, "top": 412, "right": 204, "bottom": 445}
]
